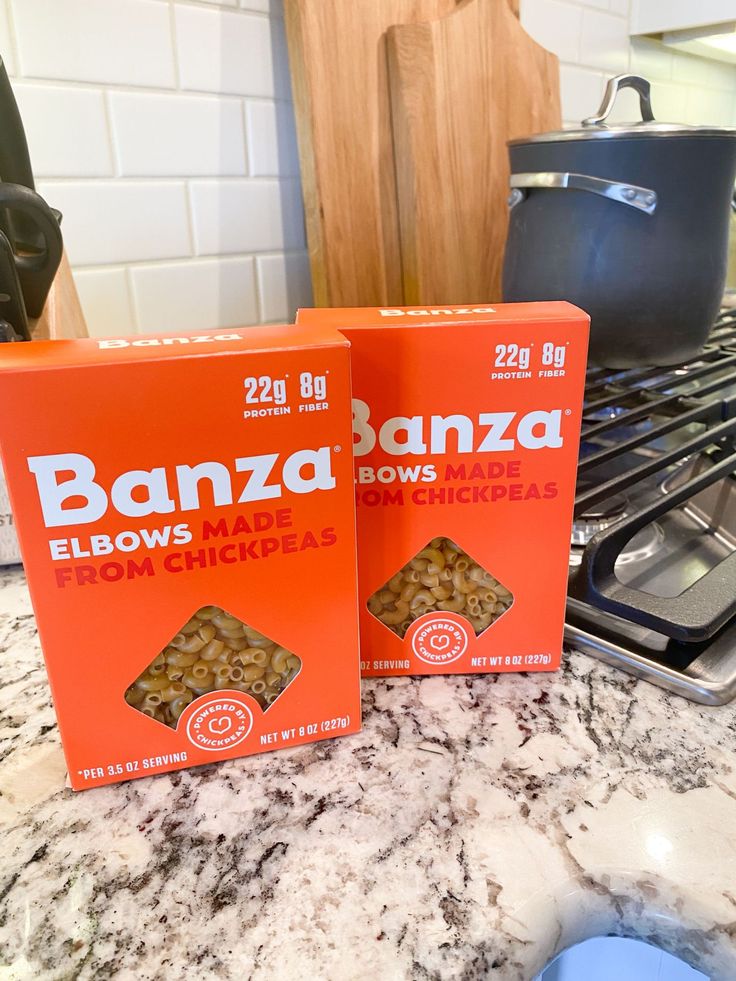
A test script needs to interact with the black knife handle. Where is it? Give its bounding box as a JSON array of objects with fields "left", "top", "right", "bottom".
[
  {"left": 0, "top": 57, "right": 33, "bottom": 190},
  {"left": 0, "top": 183, "right": 62, "bottom": 318},
  {"left": 0, "top": 227, "right": 28, "bottom": 340},
  {"left": 0, "top": 55, "right": 40, "bottom": 251},
  {"left": 0, "top": 319, "right": 19, "bottom": 341}
]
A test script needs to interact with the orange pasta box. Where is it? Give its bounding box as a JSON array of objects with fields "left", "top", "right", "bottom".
[
  {"left": 0, "top": 324, "right": 361, "bottom": 789},
  {"left": 296, "top": 302, "right": 589, "bottom": 677}
]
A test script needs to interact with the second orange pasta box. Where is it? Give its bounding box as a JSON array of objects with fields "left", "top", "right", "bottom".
[
  {"left": 0, "top": 324, "right": 361, "bottom": 789},
  {"left": 296, "top": 302, "right": 590, "bottom": 677}
]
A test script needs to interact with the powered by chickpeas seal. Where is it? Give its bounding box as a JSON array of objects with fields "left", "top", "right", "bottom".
[
  {"left": 408, "top": 613, "right": 469, "bottom": 666},
  {"left": 0, "top": 323, "right": 362, "bottom": 789},
  {"left": 183, "top": 692, "right": 254, "bottom": 751},
  {"left": 297, "top": 302, "right": 589, "bottom": 678}
]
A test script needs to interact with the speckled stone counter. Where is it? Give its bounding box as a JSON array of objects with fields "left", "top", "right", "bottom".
[{"left": 1, "top": 567, "right": 736, "bottom": 981}]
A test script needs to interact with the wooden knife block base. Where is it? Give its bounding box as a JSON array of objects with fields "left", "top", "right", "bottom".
[{"left": 29, "top": 251, "right": 87, "bottom": 340}]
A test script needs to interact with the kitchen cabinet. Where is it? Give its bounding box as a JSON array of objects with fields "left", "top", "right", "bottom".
[{"left": 631, "top": 0, "right": 736, "bottom": 35}]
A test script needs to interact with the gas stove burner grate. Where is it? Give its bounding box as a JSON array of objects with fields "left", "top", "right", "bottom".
[
  {"left": 566, "top": 309, "right": 736, "bottom": 704},
  {"left": 571, "top": 491, "right": 628, "bottom": 547}
]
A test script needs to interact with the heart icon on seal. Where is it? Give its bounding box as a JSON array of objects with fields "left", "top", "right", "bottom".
[
  {"left": 410, "top": 614, "right": 468, "bottom": 666},
  {"left": 430, "top": 634, "right": 451, "bottom": 651},
  {"left": 208, "top": 717, "right": 232, "bottom": 735}
]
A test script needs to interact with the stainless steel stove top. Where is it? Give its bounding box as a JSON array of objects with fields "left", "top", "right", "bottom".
[{"left": 565, "top": 310, "right": 736, "bottom": 704}]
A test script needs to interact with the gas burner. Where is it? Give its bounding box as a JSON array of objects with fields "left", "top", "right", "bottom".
[
  {"left": 570, "top": 493, "right": 628, "bottom": 547},
  {"left": 615, "top": 521, "right": 665, "bottom": 566},
  {"left": 662, "top": 367, "right": 701, "bottom": 395},
  {"left": 570, "top": 519, "right": 665, "bottom": 571},
  {"left": 583, "top": 404, "right": 634, "bottom": 423},
  {"left": 662, "top": 363, "right": 736, "bottom": 398},
  {"left": 567, "top": 309, "right": 736, "bottom": 705}
]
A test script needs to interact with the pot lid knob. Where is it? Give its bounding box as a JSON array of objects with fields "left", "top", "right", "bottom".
[{"left": 582, "top": 74, "right": 655, "bottom": 128}]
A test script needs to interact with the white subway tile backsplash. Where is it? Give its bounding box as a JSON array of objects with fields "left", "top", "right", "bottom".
[
  {"left": 37, "top": 181, "right": 191, "bottom": 266},
  {"left": 579, "top": 9, "right": 630, "bottom": 74},
  {"left": 110, "top": 92, "right": 246, "bottom": 177},
  {"left": 131, "top": 256, "right": 258, "bottom": 333},
  {"left": 704, "top": 56, "right": 736, "bottom": 93},
  {"left": 245, "top": 100, "right": 300, "bottom": 177},
  {"left": 671, "top": 53, "right": 712, "bottom": 89},
  {"left": 73, "top": 267, "right": 136, "bottom": 336},
  {"left": 256, "top": 252, "right": 312, "bottom": 321},
  {"left": 520, "top": 0, "right": 582, "bottom": 65},
  {"left": 685, "top": 86, "right": 735, "bottom": 126},
  {"left": 630, "top": 38, "right": 673, "bottom": 83},
  {"left": 240, "top": 0, "right": 283, "bottom": 14},
  {"left": 672, "top": 51, "right": 736, "bottom": 91},
  {"left": 603, "top": 85, "right": 648, "bottom": 124},
  {"left": 648, "top": 80, "right": 691, "bottom": 123},
  {"left": 12, "top": 0, "right": 175, "bottom": 88},
  {"left": 190, "top": 178, "right": 305, "bottom": 255},
  {"left": 240, "top": 0, "right": 284, "bottom": 17},
  {"left": 13, "top": 84, "right": 113, "bottom": 178},
  {"left": 560, "top": 65, "right": 605, "bottom": 123},
  {"left": 175, "top": 5, "right": 290, "bottom": 98},
  {"left": 0, "top": 2, "right": 16, "bottom": 77}
]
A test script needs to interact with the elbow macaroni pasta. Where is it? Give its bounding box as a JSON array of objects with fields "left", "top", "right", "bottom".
[
  {"left": 367, "top": 537, "right": 513, "bottom": 638},
  {"left": 125, "top": 606, "right": 302, "bottom": 728}
]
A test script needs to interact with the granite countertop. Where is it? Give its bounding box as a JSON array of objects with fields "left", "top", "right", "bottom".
[{"left": 1, "top": 568, "right": 736, "bottom": 981}]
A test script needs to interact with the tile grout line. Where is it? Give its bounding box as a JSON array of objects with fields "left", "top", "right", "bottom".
[
  {"left": 72, "top": 249, "right": 308, "bottom": 273},
  {"left": 4, "top": 0, "right": 20, "bottom": 78},
  {"left": 241, "top": 98, "right": 252, "bottom": 178},
  {"left": 124, "top": 264, "right": 142, "bottom": 335},
  {"left": 252, "top": 252, "right": 265, "bottom": 323},
  {"left": 183, "top": 181, "right": 198, "bottom": 260},
  {"left": 4, "top": 75, "right": 296, "bottom": 104},
  {"left": 102, "top": 89, "right": 121, "bottom": 179},
  {"left": 169, "top": 0, "right": 183, "bottom": 93},
  {"left": 37, "top": 176, "right": 303, "bottom": 185}
]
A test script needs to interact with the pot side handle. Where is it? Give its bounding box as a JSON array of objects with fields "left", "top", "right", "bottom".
[
  {"left": 582, "top": 73, "right": 655, "bottom": 127},
  {"left": 508, "top": 172, "right": 658, "bottom": 214}
]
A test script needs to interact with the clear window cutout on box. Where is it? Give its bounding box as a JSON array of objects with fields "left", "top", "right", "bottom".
[
  {"left": 367, "top": 536, "right": 513, "bottom": 639},
  {"left": 124, "top": 606, "right": 302, "bottom": 728}
]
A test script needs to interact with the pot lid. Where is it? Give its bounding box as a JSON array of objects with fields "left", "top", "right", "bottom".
[{"left": 509, "top": 74, "right": 736, "bottom": 145}]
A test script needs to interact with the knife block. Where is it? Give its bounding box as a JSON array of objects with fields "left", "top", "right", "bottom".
[
  {"left": 0, "top": 252, "right": 88, "bottom": 566},
  {"left": 0, "top": 249, "right": 87, "bottom": 565},
  {"left": 29, "top": 250, "right": 87, "bottom": 340}
]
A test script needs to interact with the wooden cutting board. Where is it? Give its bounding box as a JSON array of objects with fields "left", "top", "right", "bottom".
[
  {"left": 387, "top": 0, "right": 560, "bottom": 305},
  {"left": 284, "top": 0, "right": 461, "bottom": 307}
]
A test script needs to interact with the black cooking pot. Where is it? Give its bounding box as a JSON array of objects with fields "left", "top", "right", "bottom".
[{"left": 502, "top": 74, "right": 736, "bottom": 368}]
